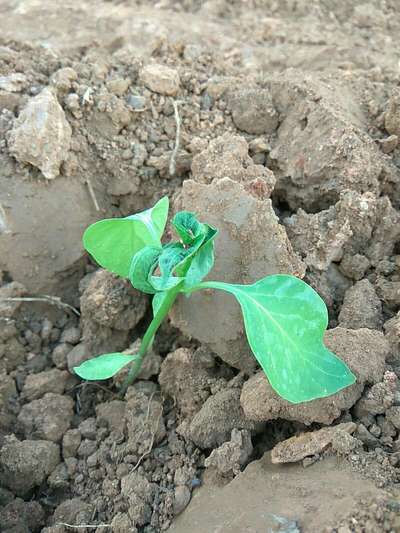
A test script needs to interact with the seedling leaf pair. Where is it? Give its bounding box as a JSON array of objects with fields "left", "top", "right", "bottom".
[{"left": 75, "top": 197, "right": 356, "bottom": 404}]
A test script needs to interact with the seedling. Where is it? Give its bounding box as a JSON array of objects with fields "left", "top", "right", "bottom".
[{"left": 74, "top": 197, "right": 356, "bottom": 403}]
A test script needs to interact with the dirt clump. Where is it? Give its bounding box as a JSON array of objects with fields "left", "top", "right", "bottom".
[
  {"left": 17, "top": 392, "right": 74, "bottom": 442},
  {"left": 159, "top": 346, "right": 229, "bottom": 417},
  {"left": 229, "top": 87, "right": 279, "bottom": 135},
  {"left": 338, "top": 279, "right": 383, "bottom": 330},
  {"left": 0, "top": 436, "right": 60, "bottom": 496},
  {"left": 204, "top": 428, "right": 253, "bottom": 478},
  {"left": 271, "top": 422, "right": 358, "bottom": 464},
  {"left": 180, "top": 387, "right": 259, "bottom": 449},
  {"left": 8, "top": 87, "right": 72, "bottom": 179}
]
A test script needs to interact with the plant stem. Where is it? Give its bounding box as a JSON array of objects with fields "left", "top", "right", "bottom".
[{"left": 119, "top": 286, "right": 181, "bottom": 395}]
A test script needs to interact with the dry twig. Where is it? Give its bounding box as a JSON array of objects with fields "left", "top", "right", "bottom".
[
  {"left": 55, "top": 523, "right": 111, "bottom": 529},
  {"left": 0, "top": 295, "right": 80, "bottom": 316},
  {"left": 86, "top": 178, "right": 100, "bottom": 211},
  {"left": 169, "top": 99, "right": 181, "bottom": 177}
]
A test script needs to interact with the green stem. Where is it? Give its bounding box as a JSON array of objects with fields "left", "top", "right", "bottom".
[{"left": 120, "top": 285, "right": 181, "bottom": 395}]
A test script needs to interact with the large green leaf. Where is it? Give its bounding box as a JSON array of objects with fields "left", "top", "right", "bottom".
[
  {"left": 74, "top": 353, "right": 137, "bottom": 380},
  {"left": 83, "top": 196, "right": 169, "bottom": 278},
  {"left": 192, "top": 275, "right": 356, "bottom": 403}
]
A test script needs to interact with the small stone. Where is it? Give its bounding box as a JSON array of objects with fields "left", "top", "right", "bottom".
[
  {"left": 0, "top": 73, "right": 27, "bottom": 92},
  {"left": 229, "top": 87, "right": 279, "bottom": 135},
  {"left": 52, "top": 498, "right": 94, "bottom": 527},
  {"left": 205, "top": 428, "right": 253, "bottom": 475},
  {"left": 47, "top": 462, "right": 69, "bottom": 489},
  {"left": 355, "top": 423, "right": 380, "bottom": 448},
  {"left": 64, "top": 93, "right": 82, "bottom": 119},
  {"left": 0, "top": 436, "right": 60, "bottom": 495},
  {"left": 8, "top": 87, "right": 72, "bottom": 179},
  {"left": 111, "top": 513, "right": 132, "bottom": 532},
  {"left": 375, "top": 278, "right": 400, "bottom": 308},
  {"left": 77, "top": 439, "right": 97, "bottom": 457},
  {"left": 378, "top": 135, "right": 398, "bottom": 154},
  {"left": 173, "top": 485, "right": 191, "bottom": 516},
  {"left": 0, "top": 498, "right": 45, "bottom": 532},
  {"left": 385, "top": 89, "right": 400, "bottom": 137},
  {"left": 78, "top": 417, "right": 97, "bottom": 439},
  {"left": 50, "top": 67, "right": 78, "bottom": 93},
  {"left": 96, "top": 400, "right": 126, "bottom": 432},
  {"left": 107, "top": 77, "right": 130, "bottom": 96},
  {"left": 61, "top": 326, "right": 81, "bottom": 345},
  {"left": 140, "top": 64, "right": 180, "bottom": 96},
  {"left": 338, "top": 280, "right": 382, "bottom": 330},
  {"left": 0, "top": 373, "right": 16, "bottom": 410},
  {"left": 22, "top": 368, "right": 69, "bottom": 400},
  {"left": 369, "top": 424, "right": 381, "bottom": 438},
  {"left": 386, "top": 406, "right": 400, "bottom": 430},
  {"left": 17, "top": 392, "right": 74, "bottom": 442},
  {"left": 67, "top": 342, "right": 90, "bottom": 372},
  {"left": 52, "top": 342, "right": 72, "bottom": 369},
  {"left": 271, "top": 423, "right": 356, "bottom": 464},
  {"left": 62, "top": 429, "right": 82, "bottom": 459},
  {"left": 80, "top": 269, "right": 147, "bottom": 330},
  {"left": 186, "top": 388, "right": 258, "bottom": 449},
  {"left": 354, "top": 372, "right": 397, "bottom": 417},
  {"left": 340, "top": 254, "right": 370, "bottom": 281},
  {"left": 41, "top": 318, "right": 53, "bottom": 340},
  {"left": 126, "top": 94, "right": 146, "bottom": 110}
]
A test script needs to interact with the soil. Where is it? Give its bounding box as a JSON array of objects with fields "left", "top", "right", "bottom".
[{"left": 1, "top": 1, "right": 400, "bottom": 532}]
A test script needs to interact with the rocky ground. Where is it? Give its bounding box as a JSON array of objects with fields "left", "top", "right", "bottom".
[{"left": 1, "top": 0, "right": 400, "bottom": 531}]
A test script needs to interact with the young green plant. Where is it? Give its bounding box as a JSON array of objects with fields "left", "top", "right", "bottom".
[{"left": 74, "top": 196, "right": 356, "bottom": 403}]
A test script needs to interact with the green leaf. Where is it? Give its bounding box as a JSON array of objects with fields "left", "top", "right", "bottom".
[
  {"left": 83, "top": 196, "right": 169, "bottom": 278},
  {"left": 172, "top": 211, "right": 204, "bottom": 244},
  {"left": 183, "top": 226, "right": 217, "bottom": 288},
  {"left": 156, "top": 243, "right": 188, "bottom": 290},
  {"left": 192, "top": 275, "right": 356, "bottom": 404},
  {"left": 129, "top": 246, "right": 162, "bottom": 294},
  {"left": 74, "top": 353, "right": 137, "bottom": 380}
]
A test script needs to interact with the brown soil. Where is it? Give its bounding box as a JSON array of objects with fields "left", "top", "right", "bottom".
[{"left": 1, "top": 1, "right": 400, "bottom": 532}]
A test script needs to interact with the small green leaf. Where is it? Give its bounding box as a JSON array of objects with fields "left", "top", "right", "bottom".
[
  {"left": 74, "top": 353, "right": 137, "bottom": 380},
  {"left": 192, "top": 275, "right": 356, "bottom": 404},
  {"left": 183, "top": 226, "right": 217, "bottom": 287},
  {"left": 83, "top": 196, "right": 169, "bottom": 278},
  {"left": 157, "top": 243, "right": 188, "bottom": 289},
  {"left": 129, "top": 246, "right": 162, "bottom": 294},
  {"left": 172, "top": 211, "right": 204, "bottom": 244}
]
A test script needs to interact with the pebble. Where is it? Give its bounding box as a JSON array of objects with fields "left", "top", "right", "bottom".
[
  {"left": 126, "top": 94, "right": 146, "bottom": 110},
  {"left": 8, "top": 87, "right": 72, "bottom": 179},
  {"left": 173, "top": 485, "right": 191, "bottom": 516},
  {"left": 107, "top": 77, "right": 130, "bottom": 96},
  {"left": 378, "top": 134, "right": 398, "bottom": 154},
  {"left": 140, "top": 64, "right": 180, "bottom": 96},
  {"left": 0, "top": 73, "right": 27, "bottom": 92}
]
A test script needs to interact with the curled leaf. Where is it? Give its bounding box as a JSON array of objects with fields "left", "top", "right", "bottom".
[{"left": 129, "top": 246, "right": 162, "bottom": 294}]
